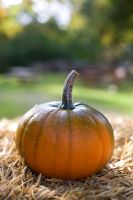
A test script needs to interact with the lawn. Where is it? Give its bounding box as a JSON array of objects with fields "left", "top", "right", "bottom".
[{"left": 0, "top": 72, "right": 133, "bottom": 118}]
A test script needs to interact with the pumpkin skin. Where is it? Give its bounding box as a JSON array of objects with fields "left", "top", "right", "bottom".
[{"left": 16, "top": 70, "right": 114, "bottom": 180}]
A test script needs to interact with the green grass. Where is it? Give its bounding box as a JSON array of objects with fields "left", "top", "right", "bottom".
[{"left": 0, "top": 73, "right": 133, "bottom": 118}]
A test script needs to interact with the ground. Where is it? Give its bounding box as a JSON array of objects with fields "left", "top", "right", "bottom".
[{"left": 0, "top": 114, "right": 133, "bottom": 200}]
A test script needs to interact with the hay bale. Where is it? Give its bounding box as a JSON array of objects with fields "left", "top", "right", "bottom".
[{"left": 0, "top": 115, "right": 133, "bottom": 200}]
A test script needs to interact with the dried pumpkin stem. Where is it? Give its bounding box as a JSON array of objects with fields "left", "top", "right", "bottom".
[{"left": 60, "top": 70, "right": 79, "bottom": 110}]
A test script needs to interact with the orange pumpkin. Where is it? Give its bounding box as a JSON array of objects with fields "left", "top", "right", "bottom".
[{"left": 16, "top": 70, "right": 114, "bottom": 180}]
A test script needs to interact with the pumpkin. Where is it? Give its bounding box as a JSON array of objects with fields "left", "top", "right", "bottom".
[{"left": 16, "top": 70, "right": 114, "bottom": 180}]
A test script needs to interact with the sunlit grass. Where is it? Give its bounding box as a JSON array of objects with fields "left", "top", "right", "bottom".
[{"left": 0, "top": 73, "right": 133, "bottom": 118}]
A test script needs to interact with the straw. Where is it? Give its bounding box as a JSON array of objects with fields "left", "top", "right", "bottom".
[{"left": 0, "top": 114, "right": 133, "bottom": 200}]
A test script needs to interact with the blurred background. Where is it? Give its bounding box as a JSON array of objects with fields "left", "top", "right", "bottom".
[{"left": 0, "top": 0, "right": 133, "bottom": 118}]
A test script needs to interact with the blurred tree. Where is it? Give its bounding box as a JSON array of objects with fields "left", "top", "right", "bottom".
[
  {"left": 105, "top": 0, "right": 133, "bottom": 62},
  {"left": 8, "top": 20, "right": 71, "bottom": 66},
  {"left": 0, "top": 0, "right": 133, "bottom": 72},
  {"left": 108, "top": 0, "right": 133, "bottom": 32},
  {"left": 81, "top": 0, "right": 133, "bottom": 63}
]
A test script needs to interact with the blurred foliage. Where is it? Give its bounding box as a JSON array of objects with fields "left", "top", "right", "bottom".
[
  {"left": 0, "top": 0, "right": 133, "bottom": 72},
  {"left": 81, "top": 0, "right": 133, "bottom": 62}
]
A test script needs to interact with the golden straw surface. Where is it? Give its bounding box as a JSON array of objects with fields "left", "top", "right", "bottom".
[{"left": 0, "top": 114, "right": 133, "bottom": 200}]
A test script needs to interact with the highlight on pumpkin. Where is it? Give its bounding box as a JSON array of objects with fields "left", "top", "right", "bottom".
[{"left": 16, "top": 70, "right": 114, "bottom": 180}]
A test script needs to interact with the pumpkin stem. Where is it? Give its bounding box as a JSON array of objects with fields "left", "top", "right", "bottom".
[{"left": 60, "top": 70, "right": 79, "bottom": 110}]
